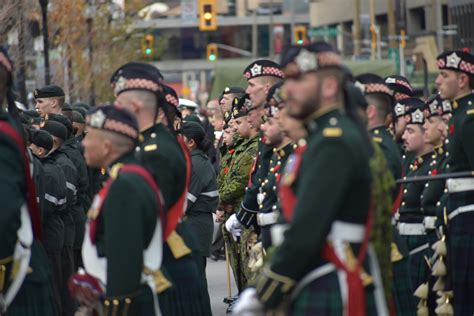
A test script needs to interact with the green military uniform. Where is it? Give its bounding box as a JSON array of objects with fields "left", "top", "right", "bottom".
[
  {"left": 257, "top": 142, "right": 293, "bottom": 250},
  {"left": 257, "top": 106, "right": 380, "bottom": 314},
  {"left": 370, "top": 126, "right": 402, "bottom": 181},
  {"left": 0, "top": 111, "right": 55, "bottom": 316},
  {"left": 86, "top": 154, "right": 158, "bottom": 315},
  {"left": 185, "top": 147, "right": 219, "bottom": 265},
  {"left": 221, "top": 134, "right": 259, "bottom": 291},
  {"left": 444, "top": 92, "right": 474, "bottom": 315},
  {"left": 139, "top": 124, "right": 211, "bottom": 315}
]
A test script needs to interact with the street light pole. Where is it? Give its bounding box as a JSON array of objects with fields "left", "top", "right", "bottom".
[{"left": 39, "top": 0, "right": 51, "bottom": 85}]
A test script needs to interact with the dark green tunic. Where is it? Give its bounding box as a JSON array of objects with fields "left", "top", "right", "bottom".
[
  {"left": 94, "top": 153, "right": 157, "bottom": 315},
  {"left": 268, "top": 107, "right": 376, "bottom": 314},
  {"left": 138, "top": 123, "right": 211, "bottom": 316}
]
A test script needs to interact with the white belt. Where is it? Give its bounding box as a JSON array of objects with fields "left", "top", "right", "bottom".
[
  {"left": 291, "top": 263, "right": 336, "bottom": 299},
  {"left": 397, "top": 222, "right": 426, "bottom": 235},
  {"left": 327, "top": 221, "right": 365, "bottom": 243},
  {"left": 270, "top": 224, "right": 289, "bottom": 247},
  {"left": 447, "top": 178, "right": 474, "bottom": 193},
  {"left": 448, "top": 204, "right": 474, "bottom": 220},
  {"left": 422, "top": 216, "right": 437, "bottom": 230},
  {"left": 257, "top": 212, "right": 279, "bottom": 226},
  {"left": 409, "top": 243, "right": 429, "bottom": 256}
]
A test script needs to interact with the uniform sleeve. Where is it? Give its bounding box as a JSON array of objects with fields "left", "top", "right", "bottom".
[
  {"left": 270, "top": 138, "right": 353, "bottom": 280},
  {"left": 43, "top": 169, "right": 67, "bottom": 217},
  {"left": 0, "top": 136, "right": 23, "bottom": 259},
  {"left": 75, "top": 154, "right": 91, "bottom": 210},
  {"left": 219, "top": 152, "right": 255, "bottom": 206},
  {"left": 462, "top": 114, "right": 474, "bottom": 169},
  {"left": 102, "top": 175, "right": 154, "bottom": 297},
  {"left": 187, "top": 160, "right": 205, "bottom": 210}
]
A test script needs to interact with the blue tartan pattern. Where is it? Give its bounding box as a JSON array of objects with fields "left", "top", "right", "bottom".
[{"left": 447, "top": 192, "right": 474, "bottom": 316}]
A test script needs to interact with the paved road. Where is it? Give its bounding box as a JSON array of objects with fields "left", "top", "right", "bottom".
[{"left": 206, "top": 258, "right": 238, "bottom": 316}]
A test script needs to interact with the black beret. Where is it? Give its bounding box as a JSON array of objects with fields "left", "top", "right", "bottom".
[
  {"left": 72, "top": 106, "right": 87, "bottom": 118},
  {"left": 72, "top": 111, "right": 85, "bottom": 124},
  {"left": 232, "top": 94, "right": 252, "bottom": 119},
  {"left": 184, "top": 114, "right": 202, "bottom": 125},
  {"left": 265, "top": 82, "right": 285, "bottom": 117},
  {"left": 424, "top": 94, "right": 452, "bottom": 118},
  {"left": 280, "top": 42, "right": 341, "bottom": 75},
  {"left": 393, "top": 97, "right": 425, "bottom": 118},
  {"left": 346, "top": 83, "right": 369, "bottom": 110},
  {"left": 384, "top": 75, "right": 414, "bottom": 101},
  {"left": 86, "top": 104, "right": 139, "bottom": 141},
  {"left": 354, "top": 73, "right": 394, "bottom": 99},
  {"left": 72, "top": 102, "right": 90, "bottom": 111},
  {"left": 34, "top": 85, "right": 65, "bottom": 99},
  {"left": 20, "top": 109, "right": 40, "bottom": 125},
  {"left": 222, "top": 86, "right": 246, "bottom": 95},
  {"left": 243, "top": 59, "right": 284, "bottom": 80},
  {"left": 110, "top": 62, "right": 163, "bottom": 96},
  {"left": 437, "top": 50, "right": 474, "bottom": 75},
  {"left": 41, "top": 120, "right": 68, "bottom": 141},
  {"left": 47, "top": 113, "right": 73, "bottom": 138},
  {"left": 180, "top": 121, "right": 205, "bottom": 143},
  {"left": 162, "top": 84, "right": 179, "bottom": 108},
  {"left": 62, "top": 103, "right": 73, "bottom": 112},
  {"left": 31, "top": 129, "right": 54, "bottom": 151}
]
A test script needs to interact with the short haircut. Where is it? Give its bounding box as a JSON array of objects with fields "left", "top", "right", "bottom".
[{"left": 366, "top": 93, "right": 392, "bottom": 122}]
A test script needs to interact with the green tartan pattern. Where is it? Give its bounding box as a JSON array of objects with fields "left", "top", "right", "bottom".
[
  {"left": 401, "top": 235, "right": 433, "bottom": 293},
  {"left": 447, "top": 212, "right": 474, "bottom": 316},
  {"left": 391, "top": 257, "right": 417, "bottom": 316},
  {"left": 290, "top": 271, "right": 378, "bottom": 316}
]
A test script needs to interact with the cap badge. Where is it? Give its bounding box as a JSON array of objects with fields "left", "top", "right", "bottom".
[
  {"left": 90, "top": 110, "right": 106, "bottom": 128},
  {"left": 412, "top": 108, "right": 424, "bottom": 124},
  {"left": 114, "top": 76, "right": 127, "bottom": 95},
  {"left": 447, "top": 52, "right": 461, "bottom": 69},
  {"left": 250, "top": 64, "right": 262, "bottom": 76},
  {"left": 394, "top": 103, "right": 405, "bottom": 116},
  {"left": 295, "top": 48, "right": 317, "bottom": 72}
]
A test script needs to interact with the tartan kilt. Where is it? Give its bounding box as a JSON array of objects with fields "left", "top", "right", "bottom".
[
  {"left": 400, "top": 234, "right": 433, "bottom": 293},
  {"left": 391, "top": 257, "right": 417, "bottom": 316},
  {"left": 290, "top": 270, "right": 378, "bottom": 316},
  {"left": 158, "top": 222, "right": 212, "bottom": 316},
  {"left": 447, "top": 191, "right": 474, "bottom": 316}
]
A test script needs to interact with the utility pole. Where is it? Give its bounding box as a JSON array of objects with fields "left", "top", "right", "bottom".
[
  {"left": 369, "top": 0, "right": 376, "bottom": 60},
  {"left": 435, "top": 0, "right": 443, "bottom": 53},
  {"left": 388, "top": 0, "right": 397, "bottom": 49},
  {"left": 353, "top": 0, "right": 361, "bottom": 57},
  {"left": 290, "top": 0, "right": 295, "bottom": 44},
  {"left": 252, "top": 9, "right": 257, "bottom": 58},
  {"left": 39, "top": 0, "right": 51, "bottom": 85},
  {"left": 17, "top": 0, "right": 28, "bottom": 105},
  {"left": 269, "top": 0, "right": 274, "bottom": 58}
]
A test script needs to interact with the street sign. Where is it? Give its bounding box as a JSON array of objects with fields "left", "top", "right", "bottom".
[
  {"left": 181, "top": 1, "right": 197, "bottom": 21},
  {"left": 309, "top": 27, "right": 339, "bottom": 38}
]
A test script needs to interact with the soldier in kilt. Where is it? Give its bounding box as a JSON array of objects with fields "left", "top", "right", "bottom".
[
  {"left": 435, "top": 50, "right": 474, "bottom": 316},
  {"left": 236, "top": 42, "right": 387, "bottom": 315}
]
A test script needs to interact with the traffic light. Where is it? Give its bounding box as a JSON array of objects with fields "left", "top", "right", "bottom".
[
  {"left": 207, "top": 43, "right": 218, "bottom": 61},
  {"left": 400, "top": 29, "right": 406, "bottom": 49},
  {"left": 142, "top": 34, "right": 154, "bottom": 58},
  {"left": 294, "top": 26, "right": 307, "bottom": 45},
  {"left": 199, "top": 0, "right": 217, "bottom": 31}
]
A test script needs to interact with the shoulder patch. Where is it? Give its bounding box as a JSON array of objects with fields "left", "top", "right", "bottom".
[
  {"left": 466, "top": 109, "right": 474, "bottom": 115},
  {"left": 372, "top": 136, "right": 383, "bottom": 143},
  {"left": 144, "top": 144, "right": 158, "bottom": 152},
  {"left": 323, "top": 127, "right": 343, "bottom": 137}
]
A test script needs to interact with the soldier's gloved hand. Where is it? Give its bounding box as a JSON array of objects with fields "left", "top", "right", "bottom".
[
  {"left": 232, "top": 287, "right": 264, "bottom": 316},
  {"left": 225, "top": 214, "right": 244, "bottom": 240},
  {"left": 255, "top": 267, "right": 295, "bottom": 310}
]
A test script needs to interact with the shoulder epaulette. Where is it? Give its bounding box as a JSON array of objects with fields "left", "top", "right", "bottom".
[
  {"left": 323, "top": 127, "right": 343, "bottom": 137},
  {"left": 144, "top": 144, "right": 158, "bottom": 152},
  {"left": 466, "top": 109, "right": 474, "bottom": 115},
  {"left": 372, "top": 136, "right": 383, "bottom": 143}
]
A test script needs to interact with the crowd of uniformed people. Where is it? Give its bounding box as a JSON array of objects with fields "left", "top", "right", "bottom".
[{"left": 1, "top": 39, "right": 474, "bottom": 316}]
